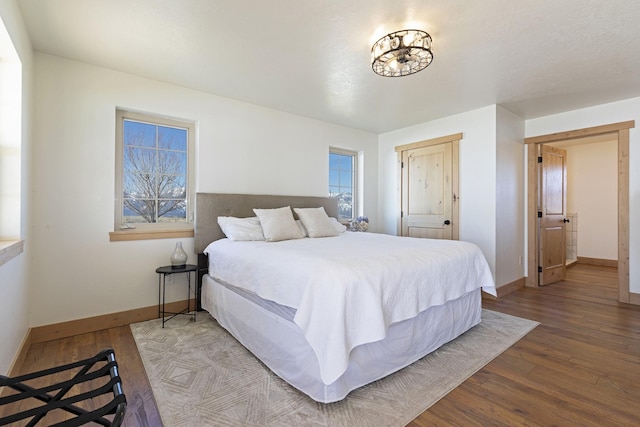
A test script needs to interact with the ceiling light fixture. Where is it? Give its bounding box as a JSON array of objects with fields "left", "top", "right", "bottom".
[{"left": 371, "top": 29, "right": 433, "bottom": 77}]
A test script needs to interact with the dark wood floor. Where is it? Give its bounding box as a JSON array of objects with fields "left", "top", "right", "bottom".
[
  {"left": 5, "top": 264, "right": 639, "bottom": 426},
  {"left": 410, "top": 264, "right": 640, "bottom": 426},
  {"left": 1, "top": 325, "right": 162, "bottom": 426}
]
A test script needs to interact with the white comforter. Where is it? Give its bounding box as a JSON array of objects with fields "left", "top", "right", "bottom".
[{"left": 204, "top": 232, "right": 496, "bottom": 385}]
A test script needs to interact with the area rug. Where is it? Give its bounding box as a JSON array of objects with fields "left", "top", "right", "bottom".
[{"left": 131, "top": 310, "right": 538, "bottom": 426}]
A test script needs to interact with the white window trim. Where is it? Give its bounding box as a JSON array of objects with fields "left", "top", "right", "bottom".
[{"left": 113, "top": 110, "right": 195, "bottom": 238}]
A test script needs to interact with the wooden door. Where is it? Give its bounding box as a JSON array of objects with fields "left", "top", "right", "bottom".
[
  {"left": 401, "top": 143, "right": 453, "bottom": 239},
  {"left": 538, "top": 144, "right": 568, "bottom": 285}
]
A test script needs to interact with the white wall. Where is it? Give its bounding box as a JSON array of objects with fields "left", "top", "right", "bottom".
[
  {"left": 378, "top": 106, "right": 498, "bottom": 278},
  {"left": 0, "top": 0, "right": 33, "bottom": 374},
  {"left": 526, "top": 97, "right": 640, "bottom": 294},
  {"left": 30, "top": 53, "right": 378, "bottom": 326},
  {"left": 565, "top": 141, "right": 617, "bottom": 260},
  {"left": 495, "top": 106, "right": 526, "bottom": 285}
]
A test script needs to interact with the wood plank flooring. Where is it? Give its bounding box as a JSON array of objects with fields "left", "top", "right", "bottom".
[
  {"left": 2, "top": 326, "right": 162, "bottom": 426},
  {"left": 410, "top": 264, "right": 640, "bottom": 426},
  {"left": 5, "top": 264, "right": 639, "bottom": 426}
]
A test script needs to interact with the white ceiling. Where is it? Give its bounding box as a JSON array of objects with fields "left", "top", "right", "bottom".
[{"left": 16, "top": 0, "right": 640, "bottom": 133}]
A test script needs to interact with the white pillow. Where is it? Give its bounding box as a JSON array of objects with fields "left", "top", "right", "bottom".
[
  {"left": 328, "top": 217, "right": 347, "bottom": 233},
  {"left": 217, "top": 216, "right": 265, "bottom": 241},
  {"left": 293, "top": 207, "right": 339, "bottom": 238},
  {"left": 253, "top": 206, "right": 304, "bottom": 242}
]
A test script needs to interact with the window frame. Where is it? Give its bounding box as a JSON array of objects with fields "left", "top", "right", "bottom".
[
  {"left": 112, "top": 110, "right": 195, "bottom": 240},
  {"left": 329, "top": 147, "right": 358, "bottom": 222}
]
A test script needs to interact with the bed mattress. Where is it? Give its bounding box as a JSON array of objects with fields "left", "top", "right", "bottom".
[
  {"left": 204, "top": 232, "right": 495, "bottom": 386},
  {"left": 201, "top": 273, "right": 482, "bottom": 403}
]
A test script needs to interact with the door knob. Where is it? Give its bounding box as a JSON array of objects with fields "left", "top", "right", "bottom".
[
  {"left": 444, "top": 220, "right": 451, "bottom": 225},
  {"left": 563, "top": 218, "right": 570, "bottom": 223}
]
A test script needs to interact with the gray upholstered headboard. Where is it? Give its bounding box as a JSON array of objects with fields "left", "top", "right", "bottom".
[{"left": 194, "top": 193, "right": 339, "bottom": 254}]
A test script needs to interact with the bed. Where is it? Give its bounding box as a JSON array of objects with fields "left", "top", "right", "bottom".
[{"left": 194, "top": 193, "right": 496, "bottom": 403}]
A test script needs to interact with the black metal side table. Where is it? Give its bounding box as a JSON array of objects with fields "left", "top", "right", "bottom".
[{"left": 156, "top": 264, "right": 198, "bottom": 328}]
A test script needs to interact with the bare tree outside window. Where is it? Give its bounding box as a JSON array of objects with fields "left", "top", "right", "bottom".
[{"left": 122, "top": 120, "right": 188, "bottom": 224}]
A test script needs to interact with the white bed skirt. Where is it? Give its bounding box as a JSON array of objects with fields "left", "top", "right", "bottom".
[{"left": 201, "top": 274, "right": 481, "bottom": 403}]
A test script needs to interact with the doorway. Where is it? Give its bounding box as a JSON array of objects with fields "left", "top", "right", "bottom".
[
  {"left": 525, "top": 121, "right": 634, "bottom": 304},
  {"left": 548, "top": 136, "right": 618, "bottom": 270}
]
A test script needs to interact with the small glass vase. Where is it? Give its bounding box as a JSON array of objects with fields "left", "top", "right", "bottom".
[{"left": 170, "top": 242, "right": 187, "bottom": 268}]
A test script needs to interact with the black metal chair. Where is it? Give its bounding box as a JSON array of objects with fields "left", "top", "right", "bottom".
[{"left": 0, "top": 348, "right": 126, "bottom": 426}]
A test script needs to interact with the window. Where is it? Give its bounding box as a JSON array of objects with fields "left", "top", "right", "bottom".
[
  {"left": 329, "top": 149, "right": 357, "bottom": 221},
  {"left": 114, "top": 110, "right": 195, "bottom": 237},
  {"left": 0, "top": 19, "right": 24, "bottom": 265}
]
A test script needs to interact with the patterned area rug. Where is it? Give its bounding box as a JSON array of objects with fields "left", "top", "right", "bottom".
[{"left": 131, "top": 310, "right": 538, "bottom": 426}]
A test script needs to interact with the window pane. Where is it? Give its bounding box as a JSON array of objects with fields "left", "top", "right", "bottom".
[
  {"left": 124, "top": 146, "right": 156, "bottom": 174},
  {"left": 158, "top": 175, "right": 186, "bottom": 199},
  {"left": 123, "top": 172, "right": 156, "bottom": 198},
  {"left": 338, "top": 154, "right": 352, "bottom": 170},
  {"left": 329, "top": 153, "right": 340, "bottom": 169},
  {"left": 340, "top": 171, "right": 352, "bottom": 187},
  {"left": 158, "top": 126, "right": 187, "bottom": 151},
  {"left": 158, "top": 149, "right": 187, "bottom": 175},
  {"left": 338, "top": 192, "right": 352, "bottom": 219},
  {"left": 329, "top": 170, "right": 340, "bottom": 187},
  {"left": 124, "top": 120, "right": 156, "bottom": 148},
  {"left": 123, "top": 199, "right": 157, "bottom": 223},
  {"left": 158, "top": 199, "right": 187, "bottom": 222}
]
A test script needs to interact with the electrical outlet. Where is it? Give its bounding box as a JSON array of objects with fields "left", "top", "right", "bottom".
[
  {"left": 165, "top": 274, "right": 175, "bottom": 285},
  {"left": 518, "top": 255, "right": 523, "bottom": 266}
]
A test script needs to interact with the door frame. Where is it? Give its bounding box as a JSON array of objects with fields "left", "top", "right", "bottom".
[
  {"left": 395, "top": 133, "right": 461, "bottom": 239},
  {"left": 524, "top": 120, "right": 635, "bottom": 305}
]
